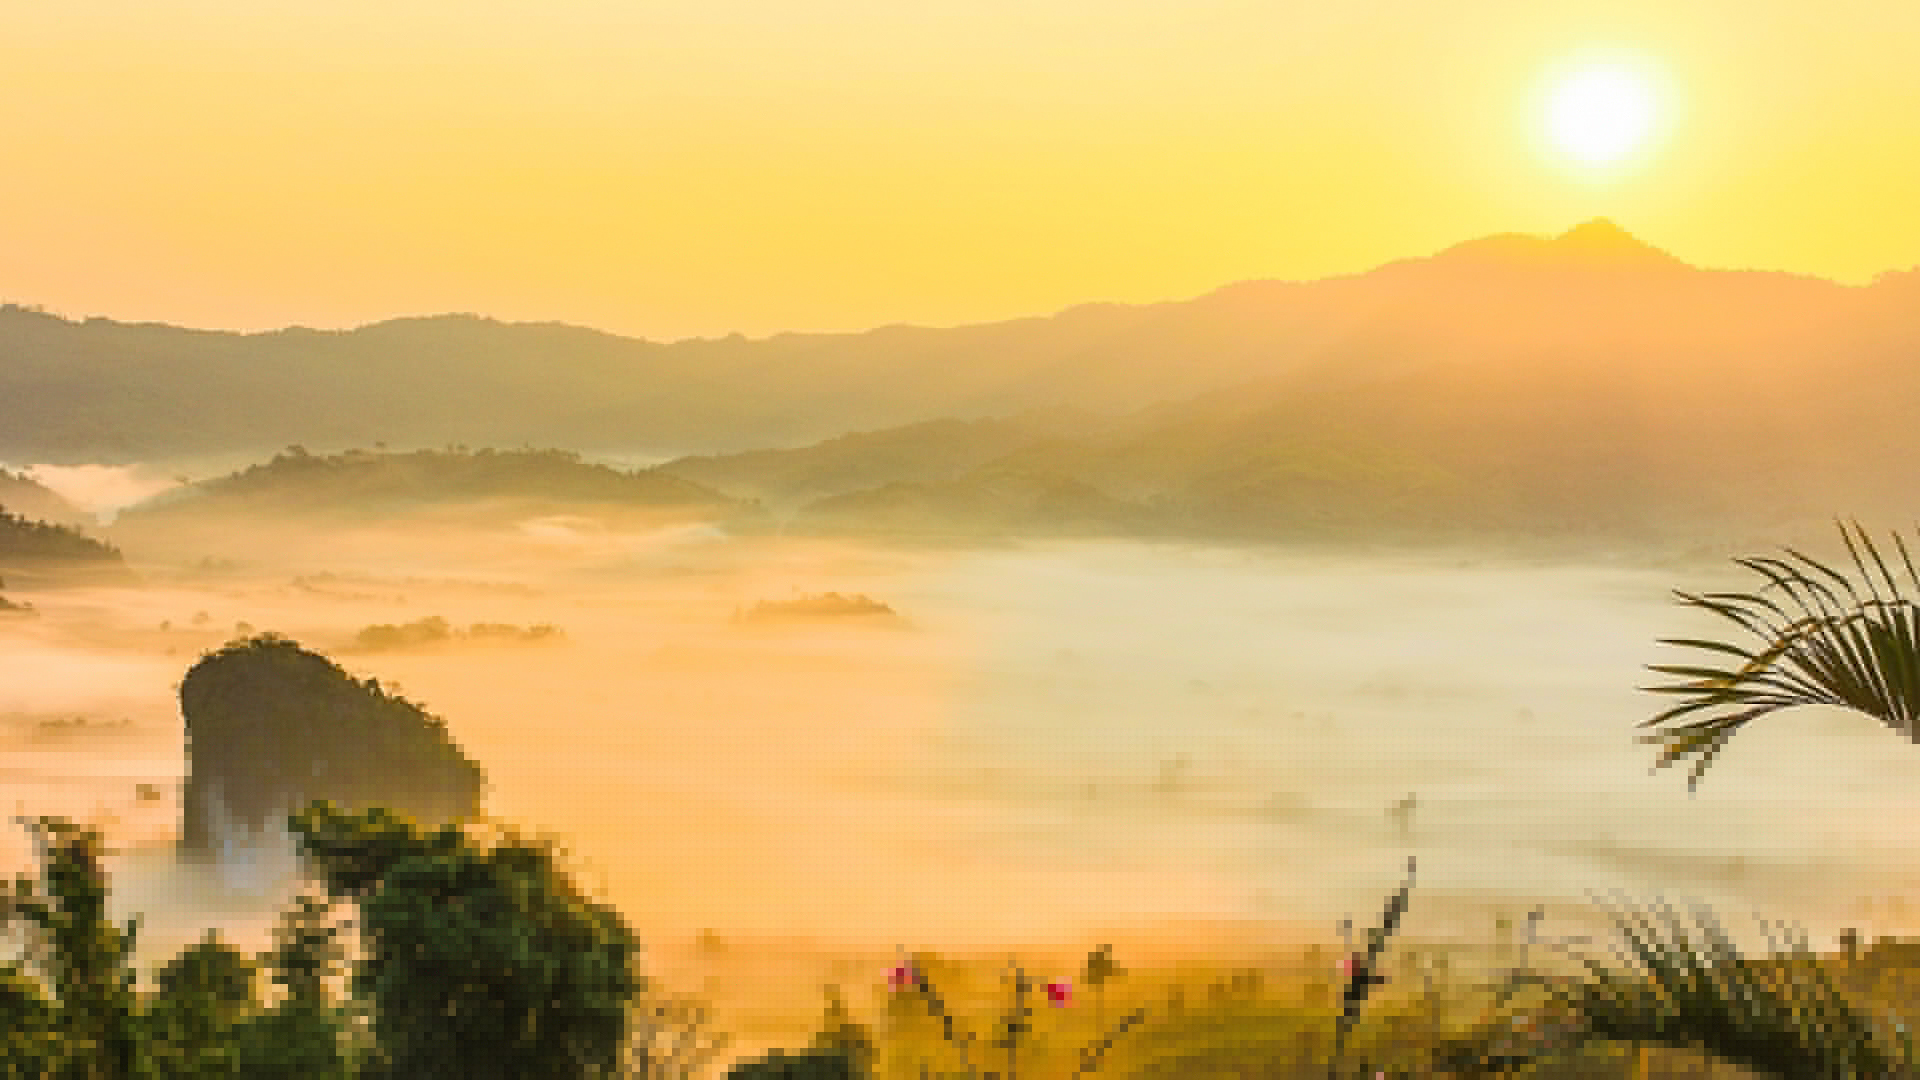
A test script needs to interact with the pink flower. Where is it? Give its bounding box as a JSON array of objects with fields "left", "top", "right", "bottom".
[
  {"left": 1046, "top": 979, "right": 1072, "bottom": 1006},
  {"left": 889, "top": 965, "right": 917, "bottom": 991}
]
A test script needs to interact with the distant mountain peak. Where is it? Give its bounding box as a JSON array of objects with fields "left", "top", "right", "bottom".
[
  {"left": 1558, "top": 216, "right": 1633, "bottom": 241},
  {"left": 1553, "top": 217, "right": 1675, "bottom": 260},
  {"left": 1426, "top": 217, "right": 1686, "bottom": 273}
]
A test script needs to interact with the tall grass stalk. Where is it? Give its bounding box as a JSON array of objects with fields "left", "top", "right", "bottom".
[{"left": 1328, "top": 856, "right": 1416, "bottom": 1079}]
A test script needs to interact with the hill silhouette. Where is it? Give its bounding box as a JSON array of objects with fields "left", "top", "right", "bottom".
[
  {"left": 6, "top": 221, "right": 1918, "bottom": 470},
  {"left": 0, "top": 504, "right": 131, "bottom": 584},
  {"left": 114, "top": 445, "right": 748, "bottom": 527}
]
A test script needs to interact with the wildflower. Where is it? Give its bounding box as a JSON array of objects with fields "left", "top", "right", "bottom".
[{"left": 1046, "top": 979, "right": 1072, "bottom": 1007}]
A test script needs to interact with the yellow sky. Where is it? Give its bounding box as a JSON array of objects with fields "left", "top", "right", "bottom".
[{"left": 3, "top": 1, "right": 1918, "bottom": 341}]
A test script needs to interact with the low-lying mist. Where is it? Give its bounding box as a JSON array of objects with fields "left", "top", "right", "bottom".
[{"left": 5, "top": 503, "right": 1916, "bottom": 1023}]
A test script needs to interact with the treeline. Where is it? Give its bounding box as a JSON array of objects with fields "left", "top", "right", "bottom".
[
  {"left": 0, "top": 503, "right": 123, "bottom": 563},
  {"left": 20, "top": 805, "right": 1899, "bottom": 1079},
  {"left": 1, "top": 806, "right": 631, "bottom": 1078},
  {"left": 352, "top": 616, "right": 563, "bottom": 652},
  {"left": 141, "top": 445, "right": 733, "bottom": 514}
]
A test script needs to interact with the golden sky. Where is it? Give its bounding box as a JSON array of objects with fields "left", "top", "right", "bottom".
[{"left": 4, "top": 1, "right": 1918, "bottom": 341}]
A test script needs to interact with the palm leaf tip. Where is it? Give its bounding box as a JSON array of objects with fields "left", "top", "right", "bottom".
[{"left": 1642, "top": 524, "right": 1920, "bottom": 790}]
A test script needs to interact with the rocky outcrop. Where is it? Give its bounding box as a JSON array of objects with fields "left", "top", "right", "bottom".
[{"left": 177, "top": 634, "right": 484, "bottom": 892}]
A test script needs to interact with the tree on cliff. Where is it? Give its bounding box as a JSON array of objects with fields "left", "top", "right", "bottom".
[
  {"left": 176, "top": 634, "right": 484, "bottom": 860},
  {"left": 0, "top": 505, "right": 124, "bottom": 566}
]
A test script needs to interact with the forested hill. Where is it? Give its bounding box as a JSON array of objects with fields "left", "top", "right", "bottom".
[
  {"left": 0, "top": 468, "right": 86, "bottom": 525},
  {"left": 0, "top": 505, "right": 128, "bottom": 579},
  {"left": 114, "top": 446, "right": 748, "bottom": 524},
  {"left": 658, "top": 353, "right": 1920, "bottom": 553}
]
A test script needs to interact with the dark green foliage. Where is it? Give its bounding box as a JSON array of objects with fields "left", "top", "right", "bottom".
[
  {"left": 0, "top": 505, "right": 122, "bottom": 564},
  {"left": 292, "top": 802, "right": 645, "bottom": 1080},
  {"left": 284, "top": 804, "right": 465, "bottom": 899},
  {"left": 229, "top": 999, "right": 357, "bottom": 1080},
  {"left": 0, "top": 962, "right": 64, "bottom": 1077},
  {"left": 724, "top": 1046, "right": 862, "bottom": 1080},
  {"left": 142, "top": 932, "right": 259, "bottom": 1079},
  {"left": 227, "top": 894, "right": 357, "bottom": 1079},
  {"left": 176, "top": 635, "right": 483, "bottom": 858},
  {"left": 256, "top": 893, "right": 346, "bottom": 1004},
  {"left": 3, "top": 818, "right": 354, "bottom": 1079},
  {"left": 0, "top": 818, "right": 144, "bottom": 1080}
]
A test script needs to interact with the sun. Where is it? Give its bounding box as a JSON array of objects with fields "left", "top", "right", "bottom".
[{"left": 1543, "top": 62, "right": 1658, "bottom": 168}]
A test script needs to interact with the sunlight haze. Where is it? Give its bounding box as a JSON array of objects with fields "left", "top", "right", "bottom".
[
  {"left": 5, "top": 1, "right": 1920, "bottom": 340},
  {"left": 9, "top": 8, "right": 1920, "bottom": 1069},
  {"left": 1542, "top": 57, "right": 1664, "bottom": 170}
]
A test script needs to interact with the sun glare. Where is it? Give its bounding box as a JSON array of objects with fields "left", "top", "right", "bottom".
[{"left": 1544, "top": 62, "right": 1658, "bottom": 169}]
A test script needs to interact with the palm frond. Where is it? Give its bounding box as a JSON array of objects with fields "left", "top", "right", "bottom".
[{"left": 1642, "top": 521, "right": 1920, "bottom": 791}]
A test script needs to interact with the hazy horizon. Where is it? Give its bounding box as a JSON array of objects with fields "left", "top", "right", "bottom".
[
  {"left": 8, "top": 3, "right": 1920, "bottom": 341},
  {"left": 3, "top": 217, "right": 1913, "bottom": 346}
]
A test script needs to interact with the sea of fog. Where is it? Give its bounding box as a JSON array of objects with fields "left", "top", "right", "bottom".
[{"left": 4, "top": 528, "right": 1919, "bottom": 999}]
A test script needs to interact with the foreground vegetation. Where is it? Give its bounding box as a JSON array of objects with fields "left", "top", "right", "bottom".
[{"left": 9, "top": 809, "right": 1920, "bottom": 1079}]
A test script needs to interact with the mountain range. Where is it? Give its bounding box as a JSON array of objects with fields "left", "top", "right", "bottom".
[
  {"left": 14, "top": 219, "right": 1920, "bottom": 550},
  {"left": 6, "top": 219, "right": 1916, "bottom": 466}
]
